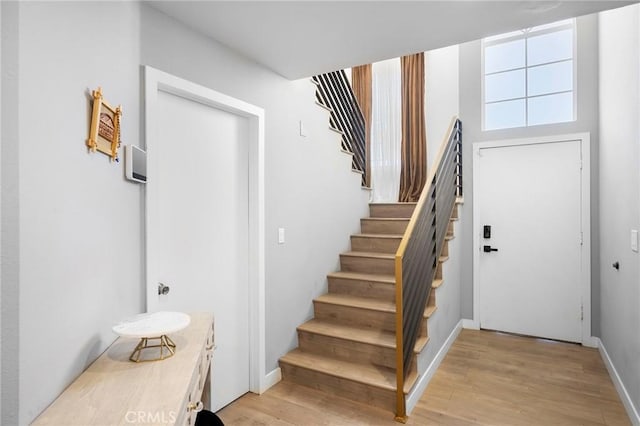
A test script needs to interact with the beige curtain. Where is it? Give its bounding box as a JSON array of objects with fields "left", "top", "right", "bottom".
[
  {"left": 399, "top": 53, "right": 427, "bottom": 202},
  {"left": 351, "top": 65, "right": 372, "bottom": 187}
]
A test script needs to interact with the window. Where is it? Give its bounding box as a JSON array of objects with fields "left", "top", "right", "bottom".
[{"left": 482, "top": 19, "right": 575, "bottom": 130}]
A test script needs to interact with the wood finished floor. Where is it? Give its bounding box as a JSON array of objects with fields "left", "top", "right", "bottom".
[{"left": 217, "top": 329, "right": 630, "bottom": 425}]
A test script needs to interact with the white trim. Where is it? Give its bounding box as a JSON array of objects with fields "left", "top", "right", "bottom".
[
  {"left": 259, "top": 367, "right": 282, "bottom": 394},
  {"left": 581, "top": 335, "right": 599, "bottom": 349},
  {"left": 596, "top": 338, "right": 640, "bottom": 424},
  {"left": 462, "top": 319, "right": 480, "bottom": 330},
  {"left": 406, "top": 320, "right": 463, "bottom": 415},
  {"left": 472, "top": 133, "right": 592, "bottom": 345},
  {"left": 143, "top": 66, "right": 267, "bottom": 393}
]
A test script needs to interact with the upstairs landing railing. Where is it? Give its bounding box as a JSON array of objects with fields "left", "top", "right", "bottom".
[
  {"left": 312, "top": 70, "right": 368, "bottom": 186},
  {"left": 394, "top": 117, "right": 462, "bottom": 421}
]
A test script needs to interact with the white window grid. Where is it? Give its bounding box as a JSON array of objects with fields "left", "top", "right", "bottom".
[{"left": 481, "top": 19, "right": 577, "bottom": 130}]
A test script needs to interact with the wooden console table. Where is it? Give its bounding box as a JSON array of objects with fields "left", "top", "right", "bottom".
[{"left": 33, "top": 312, "right": 214, "bottom": 426}]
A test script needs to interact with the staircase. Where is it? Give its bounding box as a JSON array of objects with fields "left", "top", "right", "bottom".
[{"left": 279, "top": 200, "right": 460, "bottom": 413}]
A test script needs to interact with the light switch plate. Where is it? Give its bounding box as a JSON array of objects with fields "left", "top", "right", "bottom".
[
  {"left": 278, "top": 228, "right": 285, "bottom": 244},
  {"left": 631, "top": 230, "right": 638, "bottom": 252},
  {"left": 299, "top": 120, "right": 307, "bottom": 137}
]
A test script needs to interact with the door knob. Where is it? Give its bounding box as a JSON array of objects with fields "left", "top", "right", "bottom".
[
  {"left": 158, "top": 283, "right": 170, "bottom": 295},
  {"left": 483, "top": 245, "right": 498, "bottom": 253}
]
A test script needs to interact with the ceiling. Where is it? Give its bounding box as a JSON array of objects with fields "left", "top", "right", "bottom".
[{"left": 149, "top": 1, "right": 636, "bottom": 79}]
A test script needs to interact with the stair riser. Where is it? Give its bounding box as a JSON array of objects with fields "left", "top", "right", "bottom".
[
  {"left": 340, "top": 255, "right": 395, "bottom": 275},
  {"left": 435, "top": 261, "right": 443, "bottom": 281},
  {"left": 297, "top": 331, "right": 396, "bottom": 369},
  {"left": 280, "top": 363, "right": 396, "bottom": 412},
  {"left": 328, "top": 278, "right": 395, "bottom": 302},
  {"left": 447, "top": 220, "right": 455, "bottom": 237},
  {"left": 441, "top": 240, "right": 449, "bottom": 258},
  {"left": 314, "top": 302, "right": 395, "bottom": 332},
  {"left": 361, "top": 219, "right": 409, "bottom": 235},
  {"left": 450, "top": 204, "right": 459, "bottom": 220},
  {"left": 369, "top": 204, "right": 416, "bottom": 218},
  {"left": 350, "top": 236, "right": 401, "bottom": 254}
]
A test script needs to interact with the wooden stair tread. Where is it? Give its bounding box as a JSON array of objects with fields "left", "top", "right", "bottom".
[
  {"left": 414, "top": 336, "right": 430, "bottom": 353},
  {"left": 342, "top": 251, "right": 395, "bottom": 260},
  {"left": 280, "top": 349, "right": 397, "bottom": 391},
  {"left": 299, "top": 319, "right": 431, "bottom": 355},
  {"left": 445, "top": 235, "right": 455, "bottom": 241},
  {"left": 352, "top": 233, "right": 403, "bottom": 239},
  {"left": 316, "top": 293, "right": 395, "bottom": 313},
  {"left": 432, "top": 278, "right": 444, "bottom": 289},
  {"left": 369, "top": 202, "right": 417, "bottom": 206},
  {"left": 439, "top": 255, "right": 449, "bottom": 263},
  {"left": 363, "top": 218, "right": 409, "bottom": 222},
  {"left": 299, "top": 319, "right": 396, "bottom": 348},
  {"left": 424, "top": 305, "right": 437, "bottom": 318},
  {"left": 328, "top": 271, "right": 395, "bottom": 284}
]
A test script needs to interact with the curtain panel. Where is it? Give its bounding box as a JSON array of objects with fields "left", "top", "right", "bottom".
[{"left": 399, "top": 53, "right": 428, "bottom": 202}]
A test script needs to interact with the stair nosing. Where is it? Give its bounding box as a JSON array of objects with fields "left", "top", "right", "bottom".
[
  {"left": 432, "top": 278, "right": 444, "bottom": 289},
  {"left": 369, "top": 202, "right": 417, "bottom": 206},
  {"left": 315, "top": 294, "right": 395, "bottom": 313},
  {"left": 424, "top": 305, "right": 437, "bottom": 318},
  {"left": 362, "top": 218, "right": 410, "bottom": 222},
  {"left": 327, "top": 271, "right": 395, "bottom": 284},
  {"left": 341, "top": 251, "right": 395, "bottom": 259},
  {"left": 352, "top": 233, "right": 403, "bottom": 239}
]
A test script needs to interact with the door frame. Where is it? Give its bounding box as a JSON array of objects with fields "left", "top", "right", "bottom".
[
  {"left": 471, "top": 132, "right": 594, "bottom": 346},
  {"left": 143, "top": 66, "right": 267, "bottom": 392}
]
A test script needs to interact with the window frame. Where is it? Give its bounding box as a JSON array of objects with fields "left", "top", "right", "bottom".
[{"left": 481, "top": 19, "right": 577, "bottom": 131}]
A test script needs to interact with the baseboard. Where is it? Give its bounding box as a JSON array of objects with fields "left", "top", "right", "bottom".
[
  {"left": 259, "top": 367, "right": 282, "bottom": 394},
  {"left": 597, "top": 338, "right": 640, "bottom": 425},
  {"left": 462, "top": 318, "right": 480, "bottom": 330},
  {"left": 406, "top": 319, "right": 463, "bottom": 414},
  {"left": 582, "top": 335, "right": 599, "bottom": 348}
]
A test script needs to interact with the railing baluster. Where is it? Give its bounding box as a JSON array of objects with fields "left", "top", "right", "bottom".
[
  {"left": 395, "top": 117, "right": 462, "bottom": 421},
  {"left": 312, "top": 71, "right": 367, "bottom": 186}
]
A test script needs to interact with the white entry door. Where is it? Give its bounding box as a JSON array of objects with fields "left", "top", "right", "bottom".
[
  {"left": 475, "top": 138, "right": 587, "bottom": 343},
  {"left": 146, "top": 88, "right": 250, "bottom": 411}
]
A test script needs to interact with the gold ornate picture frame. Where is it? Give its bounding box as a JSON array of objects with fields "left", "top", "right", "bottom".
[{"left": 87, "top": 87, "right": 122, "bottom": 162}]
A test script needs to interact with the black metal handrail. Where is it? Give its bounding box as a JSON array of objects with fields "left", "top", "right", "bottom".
[
  {"left": 312, "top": 70, "right": 368, "bottom": 186},
  {"left": 394, "top": 117, "right": 462, "bottom": 421}
]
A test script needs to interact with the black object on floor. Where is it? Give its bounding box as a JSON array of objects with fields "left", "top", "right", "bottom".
[{"left": 195, "top": 410, "right": 224, "bottom": 426}]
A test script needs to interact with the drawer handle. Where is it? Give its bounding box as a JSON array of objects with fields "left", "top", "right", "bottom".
[{"left": 188, "top": 401, "right": 204, "bottom": 412}]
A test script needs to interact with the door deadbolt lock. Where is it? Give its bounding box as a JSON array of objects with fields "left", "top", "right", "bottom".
[
  {"left": 483, "top": 245, "right": 498, "bottom": 253},
  {"left": 158, "top": 283, "right": 170, "bottom": 295}
]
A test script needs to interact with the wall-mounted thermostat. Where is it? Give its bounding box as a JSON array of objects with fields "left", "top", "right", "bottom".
[{"left": 125, "top": 145, "right": 147, "bottom": 183}]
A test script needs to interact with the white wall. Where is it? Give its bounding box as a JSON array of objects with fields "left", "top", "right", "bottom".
[
  {"left": 416, "top": 204, "right": 463, "bottom": 372},
  {"left": 2, "top": 2, "right": 19, "bottom": 424},
  {"left": 140, "top": 4, "right": 370, "bottom": 376},
  {"left": 15, "top": 2, "right": 144, "bottom": 423},
  {"left": 0, "top": 2, "right": 4, "bottom": 422},
  {"left": 598, "top": 3, "right": 640, "bottom": 415},
  {"left": 458, "top": 15, "right": 601, "bottom": 332},
  {"left": 425, "top": 45, "right": 459, "bottom": 171},
  {"left": 1, "top": 3, "right": 372, "bottom": 423}
]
